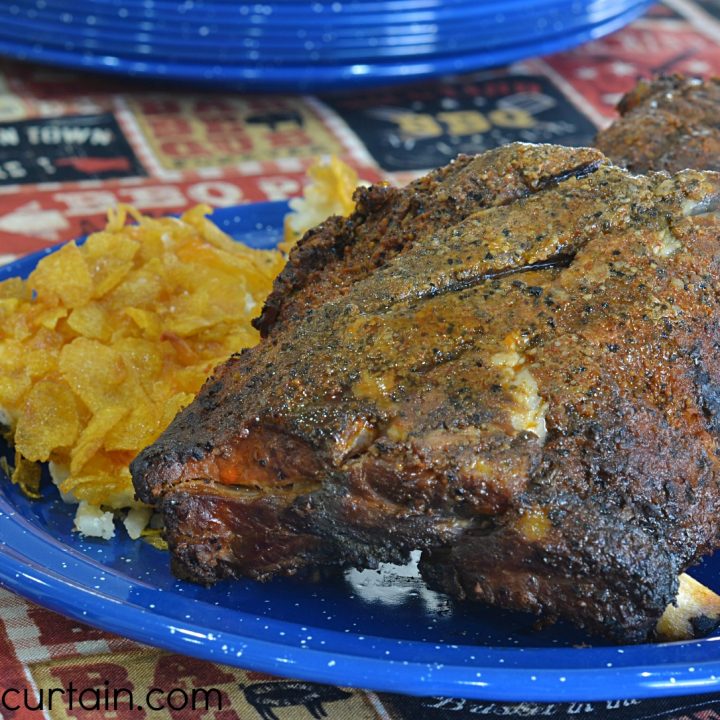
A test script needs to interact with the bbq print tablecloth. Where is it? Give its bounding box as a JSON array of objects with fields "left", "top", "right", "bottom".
[{"left": 1, "top": 1, "right": 720, "bottom": 717}]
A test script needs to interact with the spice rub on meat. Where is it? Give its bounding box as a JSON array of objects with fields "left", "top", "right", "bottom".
[
  {"left": 595, "top": 75, "right": 720, "bottom": 174},
  {"left": 131, "top": 143, "right": 720, "bottom": 642}
]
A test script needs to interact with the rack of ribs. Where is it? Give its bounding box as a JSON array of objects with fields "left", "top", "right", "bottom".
[{"left": 132, "top": 142, "right": 720, "bottom": 642}]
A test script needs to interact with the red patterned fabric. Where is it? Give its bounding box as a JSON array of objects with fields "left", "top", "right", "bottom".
[{"left": 1, "top": 2, "right": 720, "bottom": 715}]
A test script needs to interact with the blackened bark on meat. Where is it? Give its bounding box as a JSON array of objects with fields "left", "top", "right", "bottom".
[
  {"left": 253, "top": 147, "right": 604, "bottom": 338},
  {"left": 131, "top": 143, "right": 720, "bottom": 642}
]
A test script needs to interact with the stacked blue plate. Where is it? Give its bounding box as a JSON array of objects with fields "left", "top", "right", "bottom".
[{"left": 0, "top": 0, "right": 654, "bottom": 91}]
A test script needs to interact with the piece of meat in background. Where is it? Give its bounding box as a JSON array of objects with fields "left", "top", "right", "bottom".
[{"left": 595, "top": 75, "right": 720, "bottom": 173}]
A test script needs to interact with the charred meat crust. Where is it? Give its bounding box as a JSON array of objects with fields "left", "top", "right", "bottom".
[
  {"left": 131, "top": 143, "right": 720, "bottom": 641},
  {"left": 595, "top": 75, "right": 720, "bottom": 174},
  {"left": 253, "top": 146, "right": 605, "bottom": 338}
]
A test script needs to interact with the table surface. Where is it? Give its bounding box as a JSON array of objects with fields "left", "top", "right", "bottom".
[{"left": 2, "top": 1, "right": 720, "bottom": 717}]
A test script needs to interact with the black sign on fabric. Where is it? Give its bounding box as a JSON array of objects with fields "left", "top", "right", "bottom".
[
  {"left": 0, "top": 113, "right": 146, "bottom": 185},
  {"left": 378, "top": 693, "right": 720, "bottom": 720},
  {"left": 323, "top": 75, "right": 598, "bottom": 172},
  {"left": 695, "top": 0, "right": 720, "bottom": 17}
]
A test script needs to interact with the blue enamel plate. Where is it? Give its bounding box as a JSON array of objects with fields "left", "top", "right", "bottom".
[
  {"left": 0, "top": 17, "right": 645, "bottom": 68},
  {"left": 1, "top": 201, "right": 720, "bottom": 702},
  {"left": 8, "top": 0, "right": 645, "bottom": 32},
  {"left": 0, "top": 0, "right": 647, "bottom": 64},
  {"left": 0, "top": 2, "right": 652, "bottom": 91}
]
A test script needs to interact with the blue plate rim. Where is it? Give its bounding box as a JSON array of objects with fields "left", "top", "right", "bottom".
[
  {"left": 0, "top": 0, "right": 645, "bottom": 63},
  {"left": 7, "top": 0, "right": 635, "bottom": 24},
  {"left": 0, "top": 21, "right": 646, "bottom": 69},
  {"left": 0, "top": 1, "right": 653, "bottom": 90},
  {"left": 1, "top": 199, "right": 720, "bottom": 702},
  {"left": 4, "top": 0, "right": 644, "bottom": 32}
]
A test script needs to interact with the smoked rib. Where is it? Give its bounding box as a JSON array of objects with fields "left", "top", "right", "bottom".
[{"left": 132, "top": 143, "right": 720, "bottom": 641}]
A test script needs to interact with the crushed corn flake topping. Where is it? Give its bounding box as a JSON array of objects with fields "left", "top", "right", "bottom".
[
  {"left": 0, "top": 156, "right": 361, "bottom": 539},
  {"left": 282, "top": 155, "right": 359, "bottom": 252},
  {"left": 0, "top": 203, "right": 285, "bottom": 535}
]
